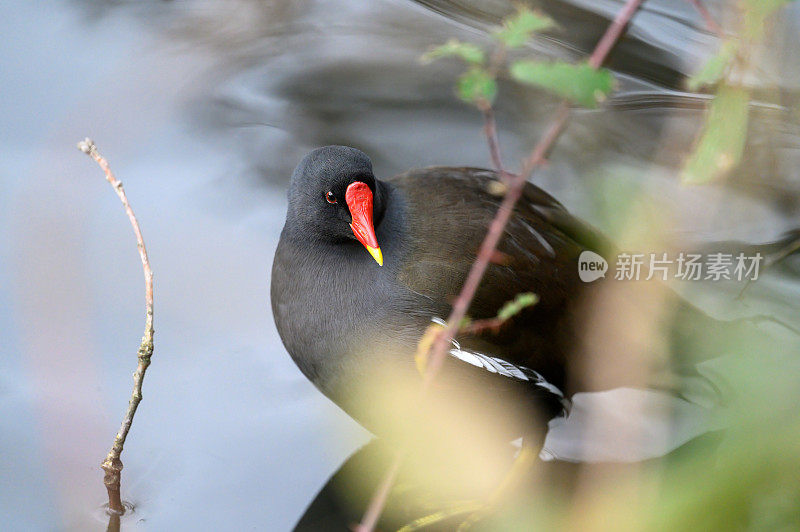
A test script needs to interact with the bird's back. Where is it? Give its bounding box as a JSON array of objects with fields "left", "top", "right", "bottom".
[{"left": 386, "top": 167, "right": 605, "bottom": 394}]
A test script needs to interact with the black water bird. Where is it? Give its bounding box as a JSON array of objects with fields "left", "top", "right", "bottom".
[
  {"left": 272, "top": 145, "right": 626, "bottom": 448},
  {"left": 270, "top": 145, "right": 772, "bottom": 457}
]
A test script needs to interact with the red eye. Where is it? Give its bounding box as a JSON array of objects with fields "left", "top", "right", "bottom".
[{"left": 325, "top": 191, "right": 337, "bottom": 204}]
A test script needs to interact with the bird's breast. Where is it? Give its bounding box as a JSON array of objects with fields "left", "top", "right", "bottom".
[{"left": 271, "top": 236, "right": 422, "bottom": 400}]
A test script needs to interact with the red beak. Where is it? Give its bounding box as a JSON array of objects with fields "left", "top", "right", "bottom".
[{"left": 345, "top": 181, "right": 383, "bottom": 266}]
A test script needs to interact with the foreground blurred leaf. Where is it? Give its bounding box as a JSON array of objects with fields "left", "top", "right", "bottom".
[
  {"left": 457, "top": 67, "right": 497, "bottom": 104},
  {"left": 414, "top": 322, "right": 444, "bottom": 375},
  {"left": 493, "top": 6, "right": 555, "bottom": 48},
  {"left": 682, "top": 84, "right": 749, "bottom": 184},
  {"left": 688, "top": 40, "right": 738, "bottom": 91},
  {"left": 421, "top": 39, "right": 485, "bottom": 65},
  {"left": 510, "top": 60, "right": 614, "bottom": 107},
  {"left": 743, "top": 0, "right": 794, "bottom": 40}
]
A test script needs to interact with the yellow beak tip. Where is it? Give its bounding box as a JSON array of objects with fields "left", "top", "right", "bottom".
[{"left": 367, "top": 246, "right": 383, "bottom": 266}]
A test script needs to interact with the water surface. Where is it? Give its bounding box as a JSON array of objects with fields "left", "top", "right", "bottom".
[{"left": 1, "top": 0, "right": 799, "bottom": 529}]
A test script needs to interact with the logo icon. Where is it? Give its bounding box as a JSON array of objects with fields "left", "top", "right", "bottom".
[{"left": 578, "top": 250, "right": 608, "bottom": 283}]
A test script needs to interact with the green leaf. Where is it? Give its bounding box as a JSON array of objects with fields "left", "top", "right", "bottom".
[
  {"left": 493, "top": 6, "right": 555, "bottom": 48},
  {"left": 420, "top": 39, "right": 486, "bottom": 65},
  {"left": 510, "top": 60, "right": 615, "bottom": 107},
  {"left": 681, "top": 84, "right": 750, "bottom": 184},
  {"left": 743, "top": 0, "right": 794, "bottom": 40},
  {"left": 497, "top": 292, "right": 539, "bottom": 321},
  {"left": 687, "top": 41, "right": 738, "bottom": 91},
  {"left": 457, "top": 67, "right": 497, "bottom": 104}
]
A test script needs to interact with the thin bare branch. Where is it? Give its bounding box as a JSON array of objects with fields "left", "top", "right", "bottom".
[
  {"left": 352, "top": 449, "right": 406, "bottom": 532},
  {"left": 479, "top": 45, "right": 514, "bottom": 182},
  {"left": 687, "top": 0, "right": 723, "bottom": 35},
  {"left": 77, "top": 138, "right": 154, "bottom": 516},
  {"left": 460, "top": 317, "right": 505, "bottom": 336},
  {"left": 588, "top": 0, "right": 645, "bottom": 70},
  {"left": 478, "top": 101, "right": 513, "bottom": 182},
  {"left": 357, "top": 1, "right": 645, "bottom": 529}
]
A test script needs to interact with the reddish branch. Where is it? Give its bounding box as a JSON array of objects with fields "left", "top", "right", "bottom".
[
  {"left": 78, "top": 138, "right": 155, "bottom": 516},
  {"left": 421, "top": 0, "right": 642, "bottom": 384},
  {"left": 479, "top": 45, "right": 513, "bottom": 183},
  {"left": 354, "top": 448, "right": 406, "bottom": 532},
  {"left": 460, "top": 317, "right": 506, "bottom": 336},
  {"left": 687, "top": 0, "right": 723, "bottom": 35},
  {"left": 588, "top": 0, "right": 645, "bottom": 69},
  {"left": 479, "top": 102, "right": 509, "bottom": 179},
  {"left": 356, "top": 0, "right": 645, "bottom": 529}
]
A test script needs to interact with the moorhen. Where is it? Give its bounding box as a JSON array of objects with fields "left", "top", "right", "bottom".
[{"left": 270, "top": 145, "right": 746, "bottom": 462}]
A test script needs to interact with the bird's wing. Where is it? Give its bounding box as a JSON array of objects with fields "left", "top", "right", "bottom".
[{"left": 387, "top": 167, "right": 606, "bottom": 389}]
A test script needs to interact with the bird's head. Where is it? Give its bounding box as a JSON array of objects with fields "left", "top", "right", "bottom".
[{"left": 287, "top": 145, "right": 384, "bottom": 266}]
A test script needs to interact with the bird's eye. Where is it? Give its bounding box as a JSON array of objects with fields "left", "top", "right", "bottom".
[{"left": 325, "top": 191, "right": 337, "bottom": 204}]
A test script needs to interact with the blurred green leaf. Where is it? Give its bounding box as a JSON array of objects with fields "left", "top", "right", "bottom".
[
  {"left": 413, "top": 322, "right": 443, "bottom": 375},
  {"left": 510, "top": 60, "right": 615, "bottom": 107},
  {"left": 493, "top": 6, "right": 555, "bottom": 48},
  {"left": 421, "top": 39, "right": 486, "bottom": 65},
  {"left": 457, "top": 67, "right": 497, "bottom": 104},
  {"left": 743, "top": 0, "right": 794, "bottom": 40},
  {"left": 687, "top": 40, "right": 738, "bottom": 91},
  {"left": 497, "top": 292, "right": 539, "bottom": 321},
  {"left": 682, "top": 84, "right": 750, "bottom": 184}
]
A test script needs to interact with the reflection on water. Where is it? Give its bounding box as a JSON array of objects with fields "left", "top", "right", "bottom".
[
  {"left": 168, "top": 0, "right": 800, "bottom": 229},
  {"left": 1, "top": 0, "right": 799, "bottom": 530}
]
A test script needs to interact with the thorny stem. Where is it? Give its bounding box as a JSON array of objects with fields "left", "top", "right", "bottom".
[
  {"left": 77, "top": 138, "right": 154, "bottom": 516},
  {"left": 357, "top": 0, "right": 645, "bottom": 530}
]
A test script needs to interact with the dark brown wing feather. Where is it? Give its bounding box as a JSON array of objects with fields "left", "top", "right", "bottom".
[{"left": 388, "top": 167, "right": 607, "bottom": 392}]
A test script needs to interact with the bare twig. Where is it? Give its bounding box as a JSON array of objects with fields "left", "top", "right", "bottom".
[
  {"left": 460, "top": 317, "right": 505, "bottom": 336},
  {"left": 479, "top": 45, "right": 514, "bottom": 182},
  {"left": 357, "top": 1, "right": 645, "bottom": 529},
  {"left": 478, "top": 101, "right": 516, "bottom": 184},
  {"left": 77, "top": 138, "right": 154, "bottom": 516},
  {"left": 588, "top": 0, "right": 645, "bottom": 69},
  {"left": 687, "top": 0, "right": 723, "bottom": 35},
  {"left": 352, "top": 448, "right": 406, "bottom": 532},
  {"left": 479, "top": 103, "right": 506, "bottom": 174}
]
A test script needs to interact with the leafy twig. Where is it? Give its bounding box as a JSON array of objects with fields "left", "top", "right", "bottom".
[
  {"left": 356, "top": 1, "right": 644, "bottom": 530},
  {"left": 77, "top": 138, "right": 155, "bottom": 516},
  {"left": 462, "top": 292, "right": 539, "bottom": 335},
  {"left": 414, "top": 293, "right": 539, "bottom": 375},
  {"left": 680, "top": 1, "right": 792, "bottom": 184}
]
